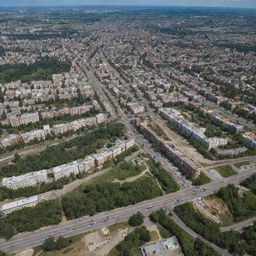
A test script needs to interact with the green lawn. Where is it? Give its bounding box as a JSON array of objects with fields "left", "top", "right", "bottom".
[
  {"left": 215, "top": 165, "right": 237, "bottom": 177},
  {"left": 192, "top": 173, "right": 211, "bottom": 186}
]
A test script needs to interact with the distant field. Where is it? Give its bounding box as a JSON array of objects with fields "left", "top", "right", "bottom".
[{"left": 0, "top": 57, "right": 71, "bottom": 83}]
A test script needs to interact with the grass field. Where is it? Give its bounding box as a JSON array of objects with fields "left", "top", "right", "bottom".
[{"left": 215, "top": 165, "right": 237, "bottom": 177}]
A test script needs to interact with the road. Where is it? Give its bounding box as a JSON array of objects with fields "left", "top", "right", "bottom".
[
  {"left": 0, "top": 168, "right": 255, "bottom": 254},
  {"left": 220, "top": 216, "right": 256, "bottom": 232},
  {"left": 1, "top": 57, "right": 254, "bottom": 254},
  {"left": 82, "top": 62, "right": 188, "bottom": 187},
  {"left": 171, "top": 211, "right": 232, "bottom": 256}
]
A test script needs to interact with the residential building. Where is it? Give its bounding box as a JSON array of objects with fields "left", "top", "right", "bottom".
[
  {"left": 127, "top": 102, "right": 145, "bottom": 114},
  {"left": 160, "top": 108, "right": 228, "bottom": 150},
  {"left": 1, "top": 170, "right": 48, "bottom": 189},
  {"left": 52, "top": 161, "right": 80, "bottom": 180},
  {"left": 0, "top": 134, "right": 22, "bottom": 148},
  {"left": 141, "top": 236, "right": 183, "bottom": 256},
  {"left": 140, "top": 121, "right": 200, "bottom": 178},
  {"left": 242, "top": 132, "right": 256, "bottom": 149},
  {"left": 9, "top": 112, "right": 40, "bottom": 127},
  {"left": 207, "top": 110, "right": 243, "bottom": 134},
  {"left": 0, "top": 196, "right": 39, "bottom": 215}
]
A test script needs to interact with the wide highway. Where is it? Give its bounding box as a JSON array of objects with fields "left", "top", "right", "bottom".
[{"left": 0, "top": 168, "right": 255, "bottom": 254}]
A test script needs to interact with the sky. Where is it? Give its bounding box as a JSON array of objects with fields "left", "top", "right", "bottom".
[{"left": 0, "top": 0, "right": 255, "bottom": 8}]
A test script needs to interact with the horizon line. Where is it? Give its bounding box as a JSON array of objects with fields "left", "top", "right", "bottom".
[{"left": 0, "top": 5, "right": 256, "bottom": 9}]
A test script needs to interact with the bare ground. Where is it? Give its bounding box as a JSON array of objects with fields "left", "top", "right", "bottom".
[{"left": 194, "top": 196, "right": 233, "bottom": 226}]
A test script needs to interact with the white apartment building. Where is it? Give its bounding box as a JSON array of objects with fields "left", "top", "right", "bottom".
[
  {"left": 127, "top": 102, "right": 145, "bottom": 114},
  {"left": 2, "top": 139, "right": 136, "bottom": 189},
  {"left": 160, "top": 108, "right": 228, "bottom": 150},
  {"left": 1, "top": 170, "right": 48, "bottom": 189},
  {"left": 242, "top": 132, "right": 256, "bottom": 149},
  {"left": 52, "top": 161, "right": 80, "bottom": 180},
  {"left": 207, "top": 110, "right": 243, "bottom": 134},
  {"left": 82, "top": 155, "right": 96, "bottom": 171},
  {"left": 0, "top": 196, "right": 39, "bottom": 215}
]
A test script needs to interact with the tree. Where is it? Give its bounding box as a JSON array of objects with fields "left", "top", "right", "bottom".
[
  {"left": 42, "top": 237, "right": 56, "bottom": 251},
  {"left": 55, "top": 236, "right": 69, "bottom": 250},
  {"left": 13, "top": 153, "right": 21, "bottom": 163},
  {"left": 128, "top": 212, "right": 144, "bottom": 227},
  {"left": 0, "top": 251, "right": 6, "bottom": 256},
  {"left": 139, "top": 226, "right": 151, "bottom": 242}
]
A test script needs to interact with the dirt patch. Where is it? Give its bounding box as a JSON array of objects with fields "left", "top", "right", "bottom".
[
  {"left": 194, "top": 196, "right": 233, "bottom": 226},
  {"left": 237, "top": 185, "right": 250, "bottom": 197},
  {"left": 112, "top": 169, "right": 148, "bottom": 184},
  {"left": 15, "top": 249, "right": 34, "bottom": 256},
  {"left": 84, "top": 226, "right": 131, "bottom": 256},
  {"left": 157, "top": 118, "right": 212, "bottom": 165}
]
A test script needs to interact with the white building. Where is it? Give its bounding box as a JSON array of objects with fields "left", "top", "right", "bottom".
[
  {"left": 160, "top": 108, "right": 228, "bottom": 150},
  {"left": 141, "top": 236, "right": 183, "bottom": 256},
  {"left": 2, "top": 139, "right": 137, "bottom": 189},
  {"left": 52, "top": 161, "right": 80, "bottom": 180},
  {"left": 82, "top": 155, "right": 96, "bottom": 171},
  {"left": 2, "top": 170, "right": 48, "bottom": 189},
  {"left": 127, "top": 102, "right": 145, "bottom": 114},
  {"left": 207, "top": 110, "right": 243, "bottom": 134},
  {"left": 125, "top": 138, "right": 135, "bottom": 150},
  {"left": 96, "top": 113, "right": 107, "bottom": 124},
  {"left": 0, "top": 196, "right": 39, "bottom": 215},
  {"left": 242, "top": 132, "right": 256, "bottom": 149}
]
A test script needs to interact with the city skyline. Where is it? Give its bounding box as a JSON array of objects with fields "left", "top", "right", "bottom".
[{"left": 1, "top": 0, "right": 256, "bottom": 8}]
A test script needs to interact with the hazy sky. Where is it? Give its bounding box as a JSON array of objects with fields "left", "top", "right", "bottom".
[{"left": 0, "top": 0, "right": 255, "bottom": 8}]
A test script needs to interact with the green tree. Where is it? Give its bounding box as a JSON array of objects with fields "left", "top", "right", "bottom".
[
  {"left": 55, "top": 236, "right": 69, "bottom": 250},
  {"left": 128, "top": 212, "right": 144, "bottom": 227},
  {"left": 42, "top": 237, "right": 56, "bottom": 251}
]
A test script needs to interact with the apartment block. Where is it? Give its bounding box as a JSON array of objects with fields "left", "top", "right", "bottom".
[
  {"left": 127, "top": 102, "right": 145, "bottom": 114},
  {"left": 9, "top": 112, "right": 40, "bottom": 127},
  {"left": 242, "top": 132, "right": 256, "bottom": 149},
  {"left": 160, "top": 108, "right": 228, "bottom": 150},
  {"left": 207, "top": 110, "right": 243, "bottom": 134},
  {"left": 140, "top": 121, "right": 200, "bottom": 178},
  {"left": 2, "top": 170, "right": 48, "bottom": 189},
  {"left": 93, "top": 150, "right": 113, "bottom": 166},
  {"left": 125, "top": 138, "right": 135, "bottom": 150},
  {"left": 0, "top": 134, "right": 22, "bottom": 148},
  {"left": 0, "top": 196, "right": 39, "bottom": 215},
  {"left": 2, "top": 139, "right": 136, "bottom": 188},
  {"left": 96, "top": 113, "right": 107, "bottom": 124},
  {"left": 21, "top": 125, "right": 51, "bottom": 143},
  {"left": 82, "top": 155, "right": 96, "bottom": 171},
  {"left": 52, "top": 161, "right": 80, "bottom": 180}
]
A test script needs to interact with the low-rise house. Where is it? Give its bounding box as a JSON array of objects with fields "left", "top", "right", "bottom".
[{"left": 141, "top": 236, "right": 183, "bottom": 256}]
